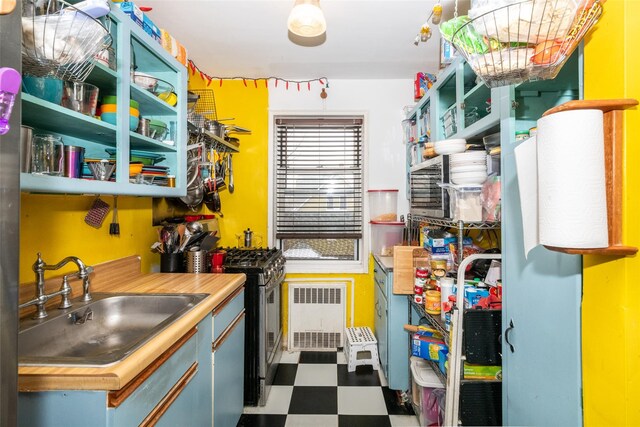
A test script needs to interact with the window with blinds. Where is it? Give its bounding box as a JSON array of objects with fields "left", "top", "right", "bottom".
[{"left": 275, "top": 116, "right": 364, "bottom": 261}]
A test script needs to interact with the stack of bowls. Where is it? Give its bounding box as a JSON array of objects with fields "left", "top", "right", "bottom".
[
  {"left": 434, "top": 138, "right": 467, "bottom": 155},
  {"left": 22, "top": 76, "right": 63, "bottom": 104},
  {"left": 449, "top": 151, "right": 488, "bottom": 185},
  {"left": 100, "top": 96, "right": 140, "bottom": 131}
]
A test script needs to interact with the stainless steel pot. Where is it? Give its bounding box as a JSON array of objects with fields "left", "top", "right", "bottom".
[{"left": 205, "top": 120, "right": 226, "bottom": 138}]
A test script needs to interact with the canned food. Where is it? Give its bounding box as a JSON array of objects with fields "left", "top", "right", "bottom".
[
  {"left": 515, "top": 130, "right": 530, "bottom": 141},
  {"left": 414, "top": 267, "right": 428, "bottom": 304},
  {"left": 425, "top": 290, "right": 441, "bottom": 314}
]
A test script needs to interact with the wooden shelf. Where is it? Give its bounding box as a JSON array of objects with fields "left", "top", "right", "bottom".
[
  {"left": 22, "top": 94, "right": 117, "bottom": 146},
  {"left": 544, "top": 245, "right": 638, "bottom": 256}
]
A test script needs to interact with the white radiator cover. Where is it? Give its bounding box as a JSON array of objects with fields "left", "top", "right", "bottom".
[{"left": 288, "top": 282, "right": 347, "bottom": 351}]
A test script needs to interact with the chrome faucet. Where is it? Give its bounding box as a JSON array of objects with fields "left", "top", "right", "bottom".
[{"left": 19, "top": 253, "right": 94, "bottom": 319}]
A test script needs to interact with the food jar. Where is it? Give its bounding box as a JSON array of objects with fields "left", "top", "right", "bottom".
[
  {"left": 425, "top": 290, "right": 441, "bottom": 315},
  {"left": 368, "top": 189, "right": 399, "bottom": 222},
  {"left": 515, "top": 130, "right": 530, "bottom": 141},
  {"left": 370, "top": 221, "right": 404, "bottom": 256}
]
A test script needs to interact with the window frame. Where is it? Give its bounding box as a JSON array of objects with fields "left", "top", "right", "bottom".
[{"left": 268, "top": 110, "right": 369, "bottom": 274}]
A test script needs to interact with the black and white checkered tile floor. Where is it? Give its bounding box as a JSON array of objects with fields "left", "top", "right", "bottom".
[{"left": 238, "top": 351, "right": 419, "bottom": 427}]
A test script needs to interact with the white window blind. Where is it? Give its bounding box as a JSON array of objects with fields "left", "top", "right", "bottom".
[{"left": 275, "top": 116, "right": 364, "bottom": 240}]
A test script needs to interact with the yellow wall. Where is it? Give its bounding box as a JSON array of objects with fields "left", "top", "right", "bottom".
[
  {"left": 187, "top": 75, "right": 269, "bottom": 247},
  {"left": 20, "top": 194, "right": 156, "bottom": 282},
  {"left": 583, "top": 1, "right": 640, "bottom": 424}
]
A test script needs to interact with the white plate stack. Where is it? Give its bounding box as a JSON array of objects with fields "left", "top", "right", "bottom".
[
  {"left": 450, "top": 151, "right": 488, "bottom": 185},
  {"left": 433, "top": 138, "right": 466, "bottom": 155}
]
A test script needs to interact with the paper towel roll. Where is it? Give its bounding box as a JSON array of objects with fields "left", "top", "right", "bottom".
[{"left": 537, "top": 109, "right": 608, "bottom": 248}]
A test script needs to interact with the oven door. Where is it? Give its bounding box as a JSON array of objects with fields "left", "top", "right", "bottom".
[{"left": 259, "top": 274, "right": 283, "bottom": 406}]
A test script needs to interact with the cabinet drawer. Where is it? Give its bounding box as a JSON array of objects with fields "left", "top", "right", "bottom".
[
  {"left": 374, "top": 263, "right": 388, "bottom": 297},
  {"left": 108, "top": 327, "right": 199, "bottom": 426},
  {"left": 212, "top": 287, "right": 244, "bottom": 342}
]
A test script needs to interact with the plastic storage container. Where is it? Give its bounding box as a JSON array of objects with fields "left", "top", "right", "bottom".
[
  {"left": 370, "top": 221, "right": 404, "bottom": 256},
  {"left": 411, "top": 356, "right": 445, "bottom": 427},
  {"left": 368, "top": 189, "right": 399, "bottom": 222},
  {"left": 445, "top": 185, "right": 483, "bottom": 222}
]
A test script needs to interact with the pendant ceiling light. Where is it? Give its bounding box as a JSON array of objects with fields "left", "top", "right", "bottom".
[{"left": 287, "top": 0, "right": 327, "bottom": 38}]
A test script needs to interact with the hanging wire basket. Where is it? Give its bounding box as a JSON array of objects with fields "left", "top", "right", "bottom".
[
  {"left": 22, "top": 0, "right": 113, "bottom": 82},
  {"left": 443, "top": 0, "right": 603, "bottom": 87}
]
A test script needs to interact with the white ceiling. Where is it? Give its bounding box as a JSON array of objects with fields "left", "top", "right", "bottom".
[{"left": 142, "top": 0, "right": 469, "bottom": 80}]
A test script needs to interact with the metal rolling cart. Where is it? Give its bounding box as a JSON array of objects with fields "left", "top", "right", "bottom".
[{"left": 407, "top": 214, "right": 501, "bottom": 426}]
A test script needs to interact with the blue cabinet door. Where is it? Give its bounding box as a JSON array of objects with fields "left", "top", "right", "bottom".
[
  {"left": 500, "top": 85, "right": 583, "bottom": 426},
  {"left": 373, "top": 256, "right": 409, "bottom": 391},
  {"left": 374, "top": 275, "right": 388, "bottom": 377},
  {"left": 213, "top": 313, "right": 245, "bottom": 427}
]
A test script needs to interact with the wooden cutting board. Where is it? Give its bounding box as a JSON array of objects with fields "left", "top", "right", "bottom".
[{"left": 392, "top": 246, "right": 430, "bottom": 294}]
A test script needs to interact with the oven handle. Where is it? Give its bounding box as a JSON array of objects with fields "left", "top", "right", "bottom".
[{"left": 265, "top": 270, "right": 285, "bottom": 292}]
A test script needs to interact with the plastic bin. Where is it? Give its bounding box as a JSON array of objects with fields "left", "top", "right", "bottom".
[
  {"left": 368, "top": 189, "right": 398, "bottom": 222},
  {"left": 445, "top": 185, "right": 483, "bottom": 222},
  {"left": 370, "top": 221, "right": 404, "bottom": 256},
  {"left": 411, "top": 356, "right": 445, "bottom": 427}
]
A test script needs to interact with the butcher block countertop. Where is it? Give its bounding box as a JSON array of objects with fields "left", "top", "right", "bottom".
[{"left": 18, "top": 256, "right": 246, "bottom": 392}]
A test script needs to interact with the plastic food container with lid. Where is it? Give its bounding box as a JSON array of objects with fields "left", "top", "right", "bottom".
[
  {"left": 368, "top": 189, "right": 398, "bottom": 222},
  {"left": 410, "top": 356, "right": 445, "bottom": 427},
  {"left": 370, "top": 221, "right": 404, "bottom": 256}
]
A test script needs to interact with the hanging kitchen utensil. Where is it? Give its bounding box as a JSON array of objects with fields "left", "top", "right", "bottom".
[
  {"left": 178, "top": 145, "right": 204, "bottom": 210},
  {"left": 225, "top": 124, "right": 251, "bottom": 133},
  {"left": 228, "top": 154, "right": 234, "bottom": 194},
  {"left": 204, "top": 147, "right": 217, "bottom": 209},
  {"left": 109, "top": 196, "right": 120, "bottom": 236},
  {"left": 84, "top": 196, "right": 110, "bottom": 229},
  {"left": 209, "top": 148, "right": 223, "bottom": 217}
]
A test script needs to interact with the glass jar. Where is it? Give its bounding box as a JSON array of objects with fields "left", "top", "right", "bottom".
[{"left": 31, "top": 134, "right": 64, "bottom": 176}]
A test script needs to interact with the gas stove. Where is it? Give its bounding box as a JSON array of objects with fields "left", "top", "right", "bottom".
[
  {"left": 221, "top": 247, "right": 286, "bottom": 407},
  {"left": 223, "top": 247, "right": 286, "bottom": 286},
  {"left": 223, "top": 247, "right": 282, "bottom": 269}
]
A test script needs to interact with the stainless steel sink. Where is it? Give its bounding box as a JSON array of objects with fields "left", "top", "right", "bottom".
[{"left": 19, "top": 293, "right": 208, "bottom": 366}]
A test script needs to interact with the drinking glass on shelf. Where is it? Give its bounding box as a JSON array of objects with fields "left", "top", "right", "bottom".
[{"left": 31, "top": 134, "right": 64, "bottom": 176}]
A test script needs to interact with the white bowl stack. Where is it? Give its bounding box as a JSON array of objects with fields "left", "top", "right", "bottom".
[
  {"left": 433, "top": 138, "right": 466, "bottom": 155},
  {"left": 450, "top": 151, "right": 488, "bottom": 185}
]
